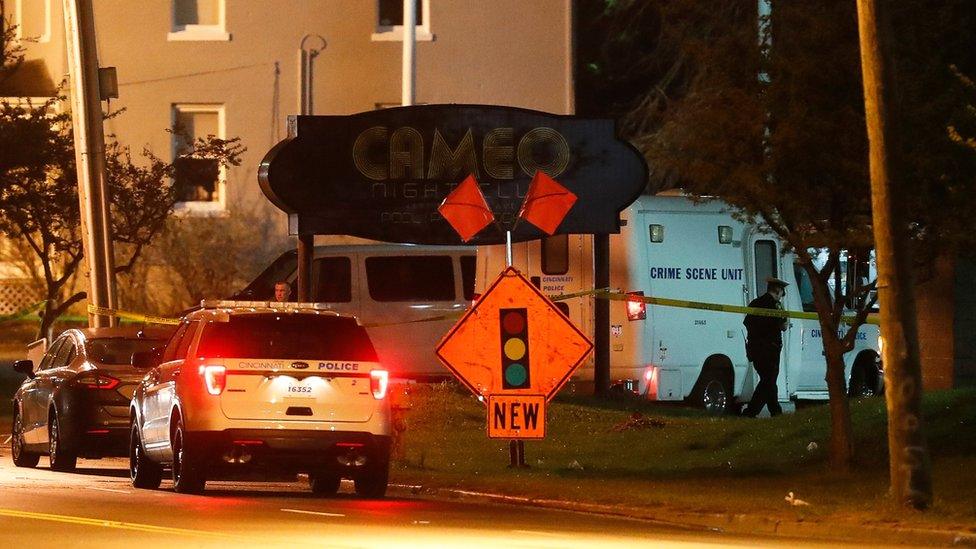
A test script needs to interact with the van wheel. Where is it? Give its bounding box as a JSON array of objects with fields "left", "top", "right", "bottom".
[
  {"left": 849, "top": 354, "right": 881, "bottom": 397},
  {"left": 171, "top": 418, "right": 206, "bottom": 494},
  {"left": 11, "top": 409, "right": 40, "bottom": 468},
  {"left": 309, "top": 473, "right": 341, "bottom": 496},
  {"left": 49, "top": 408, "right": 77, "bottom": 472},
  {"left": 692, "top": 370, "right": 732, "bottom": 416},
  {"left": 130, "top": 424, "right": 162, "bottom": 489}
]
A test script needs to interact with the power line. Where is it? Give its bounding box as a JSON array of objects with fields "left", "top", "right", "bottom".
[{"left": 118, "top": 62, "right": 271, "bottom": 87}]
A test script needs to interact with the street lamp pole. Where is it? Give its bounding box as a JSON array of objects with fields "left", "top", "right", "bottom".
[{"left": 62, "top": 0, "right": 117, "bottom": 327}]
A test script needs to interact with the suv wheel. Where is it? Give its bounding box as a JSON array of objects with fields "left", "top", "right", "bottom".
[
  {"left": 49, "top": 408, "right": 77, "bottom": 472},
  {"left": 11, "top": 409, "right": 40, "bottom": 468},
  {"left": 309, "top": 473, "right": 341, "bottom": 496},
  {"left": 171, "top": 418, "right": 206, "bottom": 494},
  {"left": 354, "top": 452, "right": 389, "bottom": 498},
  {"left": 130, "top": 423, "right": 162, "bottom": 489}
]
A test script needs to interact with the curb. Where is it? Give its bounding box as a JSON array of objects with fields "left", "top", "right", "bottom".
[{"left": 389, "top": 483, "right": 976, "bottom": 547}]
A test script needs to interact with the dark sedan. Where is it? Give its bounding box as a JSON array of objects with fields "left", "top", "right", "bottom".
[{"left": 10, "top": 326, "right": 174, "bottom": 471}]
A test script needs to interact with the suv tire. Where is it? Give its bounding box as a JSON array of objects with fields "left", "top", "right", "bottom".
[
  {"left": 171, "top": 418, "right": 206, "bottom": 494},
  {"left": 354, "top": 452, "right": 389, "bottom": 498},
  {"left": 130, "top": 423, "right": 163, "bottom": 489},
  {"left": 309, "top": 473, "right": 341, "bottom": 496}
]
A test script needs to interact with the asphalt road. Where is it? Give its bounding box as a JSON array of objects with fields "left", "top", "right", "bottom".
[{"left": 0, "top": 445, "right": 890, "bottom": 549}]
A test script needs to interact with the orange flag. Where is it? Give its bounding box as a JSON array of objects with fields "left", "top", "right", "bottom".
[
  {"left": 518, "top": 171, "right": 577, "bottom": 235},
  {"left": 438, "top": 174, "right": 495, "bottom": 242}
]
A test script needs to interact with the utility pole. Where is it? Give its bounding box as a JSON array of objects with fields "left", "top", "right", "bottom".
[
  {"left": 62, "top": 0, "right": 117, "bottom": 327},
  {"left": 855, "top": 0, "right": 932, "bottom": 509},
  {"left": 402, "top": 0, "right": 416, "bottom": 106}
]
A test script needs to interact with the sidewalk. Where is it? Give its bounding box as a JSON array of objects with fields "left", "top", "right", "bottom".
[{"left": 389, "top": 481, "right": 976, "bottom": 547}]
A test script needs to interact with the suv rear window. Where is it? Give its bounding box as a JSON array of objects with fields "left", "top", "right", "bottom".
[
  {"left": 196, "top": 314, "right": 378, "bottom": 361},
  {"left": 365, "top": 256, "right": 455, "bottom": 301}
]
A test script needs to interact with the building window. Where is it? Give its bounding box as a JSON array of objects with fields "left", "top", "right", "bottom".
[
  {"left": 172, "top": 104, "right": 225, "bottom": 213},
  {"left": 168, "top": 0, "right": 230, "bottom": 42},
  {"left": 12, "top": 0, "right": 52, "bottom": 43},
  {"left": 541, "top": 235, "right": 569, "bottom": 275},
  {"left": 372, "top": 0, "right": 434, "bottom": 42}
]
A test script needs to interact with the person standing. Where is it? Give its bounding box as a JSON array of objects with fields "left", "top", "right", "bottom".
[
  {"left": 742, "top": 277, "right": 789, "bottom": 417},
  {"left": 274, "top": 281, "right": 292, "bottom": 302}
]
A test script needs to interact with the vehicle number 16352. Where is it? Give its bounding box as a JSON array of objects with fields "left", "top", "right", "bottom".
[{"left": 287, "top": 386, "right": 313, "bottom": 394}]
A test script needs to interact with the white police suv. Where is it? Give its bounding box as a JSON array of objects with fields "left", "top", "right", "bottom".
[{"left": 128, "top": 301, "right": 391, "bottom": 496}]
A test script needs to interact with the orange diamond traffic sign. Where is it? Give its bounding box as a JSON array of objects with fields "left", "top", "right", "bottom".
[{"left": 435, "top": 267, "right": 593, "bottom": 401}]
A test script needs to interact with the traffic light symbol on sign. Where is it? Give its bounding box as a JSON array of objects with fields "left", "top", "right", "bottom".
[{"left": 500, "top": 308, "right": 530, "bottom": 389}]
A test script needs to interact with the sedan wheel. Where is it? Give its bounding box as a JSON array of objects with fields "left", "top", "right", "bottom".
[
  {"left": 11, "top": 410, "right": 40, "bottom": 468},
  {"left": 49, "top": 409, "right": 77, "bottom": 472}
]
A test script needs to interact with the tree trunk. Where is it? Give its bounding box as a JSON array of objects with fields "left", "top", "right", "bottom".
[
  {"left": 823, "top": 335, "right": 854, "bottom": 470},
  {"left": 856, "top": 0, "right": 932, "bottom": 509}
]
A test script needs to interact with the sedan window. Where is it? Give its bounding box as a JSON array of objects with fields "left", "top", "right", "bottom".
[
  {"left": 85, "top": 338, "right": 169, "bottom": 365},
  {"left": 51, "top": 339, "right": 76, "bottom": 369},
  {"left": 37, "top": 338, "right": 65, "bottom": 371}
]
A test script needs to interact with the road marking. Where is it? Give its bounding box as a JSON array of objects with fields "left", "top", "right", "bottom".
[
  {"left": 280, "top": 508, "right": 346, "bottom": 518},
  {"left": 87, "top": 487, "right": 131, "bottom": 494},
  {"left": 0, "top": 508, "right": 248, "bottom": 540},
  {"left": 510, "top": 530, "right": 564, "bottom": 538}
]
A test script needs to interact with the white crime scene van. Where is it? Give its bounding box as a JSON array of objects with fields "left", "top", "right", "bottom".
[
  {"left": 477, "top": 193, "right": 881, "bottom": 414},
  {"left": 233, "top": 244, "right": 476, "bottom": 380},
  {"left": 129, "top": 303, "right": 392, "bottom": 496}
]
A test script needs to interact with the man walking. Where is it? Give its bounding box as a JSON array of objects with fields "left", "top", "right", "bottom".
[{"left": 742, "top": 277, "right": 789, "bottom": 417}]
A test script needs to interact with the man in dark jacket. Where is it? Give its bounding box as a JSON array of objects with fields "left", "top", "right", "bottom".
[{"left": 742, "top": 277, "right": 789, "bottom": 417}]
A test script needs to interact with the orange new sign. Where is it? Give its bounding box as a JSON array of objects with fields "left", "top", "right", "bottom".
[
  {"left": 436, "top": 267, "right": 593, "bottom": 401},
  {"left": 487, "top": 394, "right": 546, "bottom": 439}
]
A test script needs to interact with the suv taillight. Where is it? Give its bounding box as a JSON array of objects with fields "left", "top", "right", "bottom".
[
  {"left": 202, "top": 365, "right": 226, "bottom": 395},
  {"left": 77, "top": 373, "right": 120, "bottom": 390},
  {"left": 370, "top": 370, "right": 389, "bottom": 400}
]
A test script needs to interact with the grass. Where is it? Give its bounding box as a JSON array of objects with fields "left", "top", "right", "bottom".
[{"left": 390, "top": 382, "right": 976, "bottom": 531}]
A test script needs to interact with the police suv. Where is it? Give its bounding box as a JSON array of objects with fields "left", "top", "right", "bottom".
[{"left": 129, "top": 301, "right": 391, "bottom": 496}]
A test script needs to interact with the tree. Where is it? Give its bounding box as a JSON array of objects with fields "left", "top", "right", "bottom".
[
  {"left": 576, "top": 0, "right": 976, "bottom": 471},
  {"left": 0, "top": 93, "right": 244, "bottom": 337}
]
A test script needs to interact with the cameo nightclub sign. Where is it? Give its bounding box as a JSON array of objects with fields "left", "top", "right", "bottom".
[{"left": 258, "top": 105, "right": 647, "bottom": 245}]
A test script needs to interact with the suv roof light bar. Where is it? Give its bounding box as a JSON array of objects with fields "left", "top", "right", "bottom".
[{"left": 199, "top": 300, "right": 335, "bottom": 311}]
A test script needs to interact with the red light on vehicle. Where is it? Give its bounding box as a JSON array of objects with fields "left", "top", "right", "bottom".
[
  {"left": 370, "top": 370, "right": 389, "bottom": 400},
  {"left": 336, "top": 442, "right": 365, "bottom": 448},
  {"left": 231, "top": 440, "right": 265, "bottom": 446},
  {"left": 86, "top": 429, "right": 110, "bottom": 435},
  {"left": 78, "top": 374, "right": 120, "bottom": 390},
  {"left": 626, "top": 291, "right": 646, "bottom": 321},
  {"left": 203, "top": 365, "right": 227, "bottom": 395}
]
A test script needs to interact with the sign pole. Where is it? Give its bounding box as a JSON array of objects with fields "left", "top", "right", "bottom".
[{"left": 503, "top": 229, "right": 527, "bottom": 467}]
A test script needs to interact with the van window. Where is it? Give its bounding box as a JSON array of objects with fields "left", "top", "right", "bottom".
[
  {"left": 365, "top": 256, "right": 455, "bottom": 301},
  {"left": 542, "top": 235, "right": 569, "bottom": 275},
  {"left": 754, "top": 240, "right": 778, "bottom": 296},
  {"left": 460, "top": 255, "right": 477, "bottom": 300},
  {"left": 793, "top": 264, "right": 816, "bottom": 312},
  {"left": 312, "top": 257, "right": 352, "bottom": 303}
]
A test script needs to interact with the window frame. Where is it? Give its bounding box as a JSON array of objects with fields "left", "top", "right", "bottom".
[
  {"left": 753, "top": 239, "right": 779, "bottom": 297},
  {"left": 171, "top": 103, "right": 227, "bottom": 215},
  {"left": 168, "top": 0, "right": 231, "bottom": 42},
  {"left": 371, "top": 0, "right": 434, "bottom": 42},
  {"left": 364, "top": 255, "right": 457, "bottom": 302}
]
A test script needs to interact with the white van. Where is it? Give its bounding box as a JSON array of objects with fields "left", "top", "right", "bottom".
[
  {"left": 233, "top": 244, "right": 476, "bottom": 379},
  {"left": 477, "top": 194, "right": 882, "bottom": 413}
]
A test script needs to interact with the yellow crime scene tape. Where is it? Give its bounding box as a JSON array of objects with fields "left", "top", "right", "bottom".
[
  {"left": 87, "top": 304, "right": 181, "bottom": 325},
  {"left": 0, "top": 300, "right": 46, "bottom": 324},
  {"left": 82, "top": 288, "right": 880, "bottom": 329},
  {"left": 550, "top": 288, "right": 881, "bottom": 326}
]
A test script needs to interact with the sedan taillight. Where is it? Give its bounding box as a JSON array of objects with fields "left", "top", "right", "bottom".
[
  {"left": 370, "top": 370, "right": 389, "bottom": 400},
  {"left": 202, "top": 365, "right": 226, "bottom": 395},
  {"left": 77, "top": 373, "right": 121, "bottom": 390}
]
